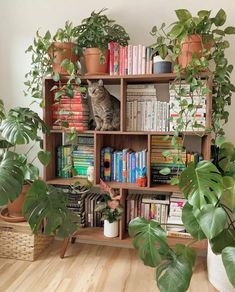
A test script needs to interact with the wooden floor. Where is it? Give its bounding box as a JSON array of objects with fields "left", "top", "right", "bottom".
[{"left": 0, "top": 240, "right": 217, "bottom": 292}]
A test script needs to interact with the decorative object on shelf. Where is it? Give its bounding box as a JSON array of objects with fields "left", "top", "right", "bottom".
[
  {"left": 95, "top": 179, "right": 123, "bottom": 238},
  {"left": 87, "top": 163, "right": 94, "bottom": 183},
  {"left": 129, "top": 140, "right": 235, "bottom": 292},
  {"left": 153, "top": 55, "right": 172, "bottom": 74},
  {"left": 88, "top": 79, "right": 120, "bottom": 131},
  {"left": 77, "top": 8, "right": 130, "bottom": 75},
  {"left": 136, "top": 167, "right": 147, "bottom": 187}
]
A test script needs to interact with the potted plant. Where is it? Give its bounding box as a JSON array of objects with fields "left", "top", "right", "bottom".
[
  {"left": 95, "top": 179, "right": 123, "bottom": 237},
  {"left": 128, "top": 140, "right": 235, "bottom": 292},
  {"left": 77, "top": 8, "right": 130, "bottom": 75},
  {"left": 0, "top": 99, "right": 78, "bottom": 238}
]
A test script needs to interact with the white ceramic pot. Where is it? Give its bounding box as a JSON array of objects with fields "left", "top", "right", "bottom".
[
  {"left": 207, "top": 244, "right": 235, "bottom": 292},
  {"left": 104, "top": 220, "right": 119, "bottom": 238}
]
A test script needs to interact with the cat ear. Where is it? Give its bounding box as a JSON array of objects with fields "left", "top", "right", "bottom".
[
  {"left": 87, "top": 80, "right": 92, "bottom": 86},
  {"left": 98, "top": 79, "right": 103, "bottom": 86}
]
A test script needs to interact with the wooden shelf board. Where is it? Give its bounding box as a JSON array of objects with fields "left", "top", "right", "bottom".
[
  {"left": 46, "top": 177, "right": 88, "bottom": 186},
  {"left": 74, "top": 227, "right": 207, "bottom": 250}
]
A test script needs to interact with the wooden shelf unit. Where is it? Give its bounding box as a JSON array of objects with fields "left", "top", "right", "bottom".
[{"left": 43, "top": 74, "right": 212, "bottom": 251}]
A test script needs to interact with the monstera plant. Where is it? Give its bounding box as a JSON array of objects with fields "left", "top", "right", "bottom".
[
  {"left": 0, "top": 99, "right": 78, "bottom": 237},
  {"left": 129, "top": 141, "right": 235, "bottom": 292}
]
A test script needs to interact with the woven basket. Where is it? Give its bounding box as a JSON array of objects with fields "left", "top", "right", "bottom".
[{"left": 0, "top": 220, "right": 54, "bottom": 261}]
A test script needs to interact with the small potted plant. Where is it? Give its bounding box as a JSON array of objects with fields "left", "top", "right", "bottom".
[
  {"left": 95, "top": 179, "right": 123, "bottom": 237},
  {"left": 77, "top": 8, "right": 130, "bottom": 75}
]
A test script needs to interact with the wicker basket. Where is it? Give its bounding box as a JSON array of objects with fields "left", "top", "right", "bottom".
[{"left": 0, "top": 220, "right": 54, "bottom": 261}]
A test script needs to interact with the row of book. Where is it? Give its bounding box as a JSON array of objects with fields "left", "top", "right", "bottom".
[
  {"left": 126, "top": 84, "right": 170, "bottom": 131},
  {"left": 56, "top": 136, "right": 94, "bottom": 179},
  {"left": 151, "top": 135, "right": 202, "bottom": 184},
  {"left": 169, "top": 82, "right": 207, "bottom": 132},
  {"left": 101, "top": 147, "right": 147, "bottom": 183},
  {"left": 109, "top": 43, "right": 153, "bottom": 76},
  {"left": 52, "top": 91, "right": 90, "bottom": 131}
]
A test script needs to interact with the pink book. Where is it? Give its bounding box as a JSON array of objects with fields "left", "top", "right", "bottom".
[
  {"left": 128, "top": 45, "right": 133, "bottom": 75},
  {"left": 124, "top": 46, "right": 128, "bottom": 75},
  {"left": 138, "top": 44, "right": 142, "bottom": 75},
  {"left": 132, "top": 45, "right": 138, "bottom": 75},
  {"left": 141, "top": 45, "right": 146, "bottom": 74},
  {"left": 109, "top": 42, "right": 114, "bottom": 76},
  {"left": 119, "top": 46, "right": 123, "bottom": 75}
]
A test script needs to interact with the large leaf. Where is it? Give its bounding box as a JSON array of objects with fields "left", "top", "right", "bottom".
[
  {"left": 0, "top": 99, "right": 5, "bottom": 122},
  {"left": 222, "top": 247, "right": 235, "bottom": 287},
  {"left": 210, "top": 229, "right": 235, "bottom": 254},
  {"left": 182, "top": 203, "right": 206, "bottom": 240},
  {"left": 218, "top": 142, "right": 235, "bottom": 173},
  {"left": 0, "top": 107, "right": 48, "bottom": 145},
  {"left": 214, "top": 9, "right": 226, "bottom": 27},
  {"left": 179, "top": 161, "right": 223, "bottom": 209},
  {"left": 196, "top": 204, "right": 227, "bottom": 240},
  {"left": 156, "top": 245, "right": 195, "bottom": 292},
  {"left": 169, "top": 23, "right": 184, "bottom": 39},
  {"left": 0, "top": 153, "right": 24, "bottom": 205},
  {"left": 37, "top": 150, "right": 51, "bottom": 166},
  {"left": 128, "top": 217, "right": 168, "bottom": 267},
  {"left": 221, "top": 176, "right": 235, "bottom": 214},
  {"left": 23, "top": 180, "right": 79, "bottom": 238},
  {"left": 175, "top": 9, "right": 192, "bottom": 21}
]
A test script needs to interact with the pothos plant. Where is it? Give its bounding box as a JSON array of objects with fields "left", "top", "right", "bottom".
[{"left": 129, "top": 140, "right": 235, "bottom": 292}]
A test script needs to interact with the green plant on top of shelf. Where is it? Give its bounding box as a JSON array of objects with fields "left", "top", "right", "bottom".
[
  {"left": 129, "top": 139, "right": 235, "bottom": 292},
  {"left": 77, "top": 8, "right": 130, "bottom": 63}
]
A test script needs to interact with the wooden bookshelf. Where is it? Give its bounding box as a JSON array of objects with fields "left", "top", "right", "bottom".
[{"left": 43, "top": 74, "right": 212, "bottom": 252}]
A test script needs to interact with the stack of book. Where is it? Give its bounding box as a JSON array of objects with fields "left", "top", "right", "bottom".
[
  {"left": 126, "top": 192, "right": 170, "bottom": 229},
  {"left": 126, "top": 84, "right": 170, "bottom": 131},
  {"left": 72, "top": 135, "right": 94, "bottom": 178},
  {"left": 109, "top": 43, "right": 153, "bottom": 76},
  {"left": 56, "top": 145, "right": 73, "bottom": 178},
  {"left": 151, "top": 136, "right": 186, "bottom": 184},
  {"left": 101, "top": 147, "right": 147, "bottom": 183},
  {"left": 169, "top": 82, "right": 207, "bottom": 132},
  {"left": 52, "top": 90, "right": 90, "bottom": 131},
  {"left": 84, "top": 192, "right": 104, "bottom": 227}
]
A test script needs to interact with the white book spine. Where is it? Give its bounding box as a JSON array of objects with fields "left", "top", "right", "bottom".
[
  {"left": 138, "top": 44, "right": 142, "bottom": 75},
  {"left": 133, "top": 100, "right": 138, "bottom": 131},
  {"left": 132, "top": 46, "right": 138, "bottom": 75},
  {"left": 142, "top": 45, "right": 146, "bottom": 75}
]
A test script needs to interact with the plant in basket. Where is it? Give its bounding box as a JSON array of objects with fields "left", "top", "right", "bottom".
[
  {"left": 95, "top": 179, "right": 123, "bottom": 237},
  {"left": 77, "top": 8, "right": 130, "bottom": 75},
  {"left": 0, "top": 99, "right": 79, "bottom": 238}
]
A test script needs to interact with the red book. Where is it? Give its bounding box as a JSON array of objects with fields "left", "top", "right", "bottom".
[
  {"left": 119, "top": 46, "right": 123, "bottom": 75},
  {"left": 52, "top": 104, "right": 88, "bottom": 111},
  {"left": 58, "top": 97, "right": 83, "bottom": 104},
  {"left": 124, "top": 46, "right": 128, "bottom": 75},
  {"left": 52, "top": 115, "right": 89, "bottom": 121},
  {"left": 109, "top": 42, "right": 114, "bottom": 76}
]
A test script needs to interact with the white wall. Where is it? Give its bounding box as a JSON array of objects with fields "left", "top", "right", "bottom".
[{"left": 1, "top": 0, "right": 235, "bottom": 142}]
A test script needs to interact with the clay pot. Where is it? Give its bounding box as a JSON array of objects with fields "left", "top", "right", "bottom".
[
  {"left": 49, "top": 42, "right": 79, "bottom": 75},
  {"left": 178, "top": 35, "right": 203, "bottom": 69},
  {"left": 84, "top": 48, "right": 109, "bottom": 75},
  {"left": 8, "top": 184, "right": 30, "bottom": 218}
]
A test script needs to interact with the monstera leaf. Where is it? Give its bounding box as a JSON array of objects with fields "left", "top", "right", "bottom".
[
  {"left": 0, "top": 152, "right": 24, "bottom": 205},
  {"left": 0, "top": 99, "right": 5, "bottom": 122},
  {"left": 128, "top": 217, "right": 168, "bottom": 267},
  {"left": 210, "top": 229, "right": 235, "bottom": 254},
  {"left": 179, "top": 161, "right": 223, "bottom": 208},
  {"left": 23, "top": 180, "right": 79, "bottom": 238},
  {"left": 221, "top": 176, "right": 235, "bottom": 214},
  {"left": 218, "top": 142, "right": 235, "bottom": 173},
  {"left": 222, "top": 247, "right": 235, "bottom": 287},
  {"left": 0, "top": 107, "right": 48, "bottom": 145}
]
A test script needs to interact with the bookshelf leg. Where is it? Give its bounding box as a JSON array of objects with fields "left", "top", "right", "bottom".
[
  {"left": 60, "top": 237, "right": 70, "bottom": 259},
  {"left": 71, "top": 237, "right": 76, "bottom": 244}
]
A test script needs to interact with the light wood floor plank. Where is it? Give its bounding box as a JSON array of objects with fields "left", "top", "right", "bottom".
[{"left": 0, "top": 240, "right": 217, "bottom": 292}]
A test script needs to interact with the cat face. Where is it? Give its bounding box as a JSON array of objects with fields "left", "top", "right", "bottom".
[{"left": 87, "top": 79, "right": 105, "bottom": 99}]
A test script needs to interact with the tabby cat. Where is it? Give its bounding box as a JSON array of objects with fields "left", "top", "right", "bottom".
[{"left": 87, "top": 79, "right": 120, "bottom": 131}]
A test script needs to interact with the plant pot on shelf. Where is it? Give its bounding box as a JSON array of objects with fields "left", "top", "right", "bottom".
[
  {"left": 153, "top": 55, "right": 172, "bottom": 74},
  {"left": 49, "top": 42, "right": 79, "bottom": 75},
  {"left": 84, "top": 48, "right": 109, "bottom": 75},
  {"left": 207, "top": 244, "right": 234, "bottom": 292},
  {"left": 104, "top": 220, "right": 119, "bottom": 238}
]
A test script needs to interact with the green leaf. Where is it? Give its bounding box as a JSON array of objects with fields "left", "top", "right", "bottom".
[
  {"left": 169, "top": 23, "right": 184, "bottom": 39},
  {"left": 218, "top": 142, "right": 235, "bottom": 173},
  {"left": 0, "top": 140, "right": 13, "bottom": 149},
  {"left": 37, "top": 151, "right": 51, "bottom": 166},
  {"left": 52, "top": 72, "right": 60, "bottom": 82},
  {"left": 210, "top": 229, "right": 235, "bottom": 254},
  {"left": 182, "top": 203, "right": 206, "bottom": 240},
  {"left": 0, "top": 153, "right": 24, "bottom": 205},
  {"left": 23, "top": 180, "right": 78, "bottom": 238},
  {"left": 175, "top": 244, "right": 196, "bottom": 267},
  {"left": 159, "top": 167, "right": 171, "bottom": 176},
  {"left": 128, "top": 217, "right": 168, "bottom": 267},
  {"left": 196, "top": 205, "right": 227, "bottom": 240},
  {"left": 198, "top": 10, "right": 211, "bottom": 18},
  {"left": 157, "top": 254, "right": 193, "bottom": 292},
  {"left": 221, "top": 176, "right": 235, "bottom": 213},
  {"left": 224, "top": 26, "right": 235, "bottom": 35},
  {"left": 23, "top": 163, "right": 39, "bottom": 181},
  {"left": 158, "top": 45, "right": 168, "bottom": 59},
  {"left": 175, "top": 9, "right": 192, "bottom": 21},
  {"left": 179, "top": 161, "right": 223, "bottom": 208},
  {"left": 222, "top": 247, "right": 235, "bottom": 287},
  {"left": 214, "top": 9, "right": 226, "bottom": 27}
]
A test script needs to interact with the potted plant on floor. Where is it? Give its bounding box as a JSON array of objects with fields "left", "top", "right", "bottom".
[
  {"left": 77, "top": 8, "right": 130, "bottom": 75},
  {"left": 95, "top": 179, "right": 123, "bottom": 237},
  {"left": 0, "top": 99, "right": 78, "bottom": 238}
]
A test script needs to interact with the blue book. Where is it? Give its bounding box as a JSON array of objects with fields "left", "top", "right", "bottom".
[{"left": 131, "top": 152, "right": 136, "bottom": 183}]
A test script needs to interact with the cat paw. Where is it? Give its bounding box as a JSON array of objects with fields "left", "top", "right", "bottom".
[{"left": 95, "top": 127, "right": 101, "bottom": 131}]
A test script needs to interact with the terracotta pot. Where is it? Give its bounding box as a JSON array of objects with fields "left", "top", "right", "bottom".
[
  {"left": 49, "top": 42, "right": 79, "bottom": 75},
  {"left": 8, "top": 184, "right": 30, "bottom": 218},
  {"left": 178, "top": 35, "right": 203, "bottom": 69},
  {"left": 84, "top": 48, "right": 109, "bottom": 75}
]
